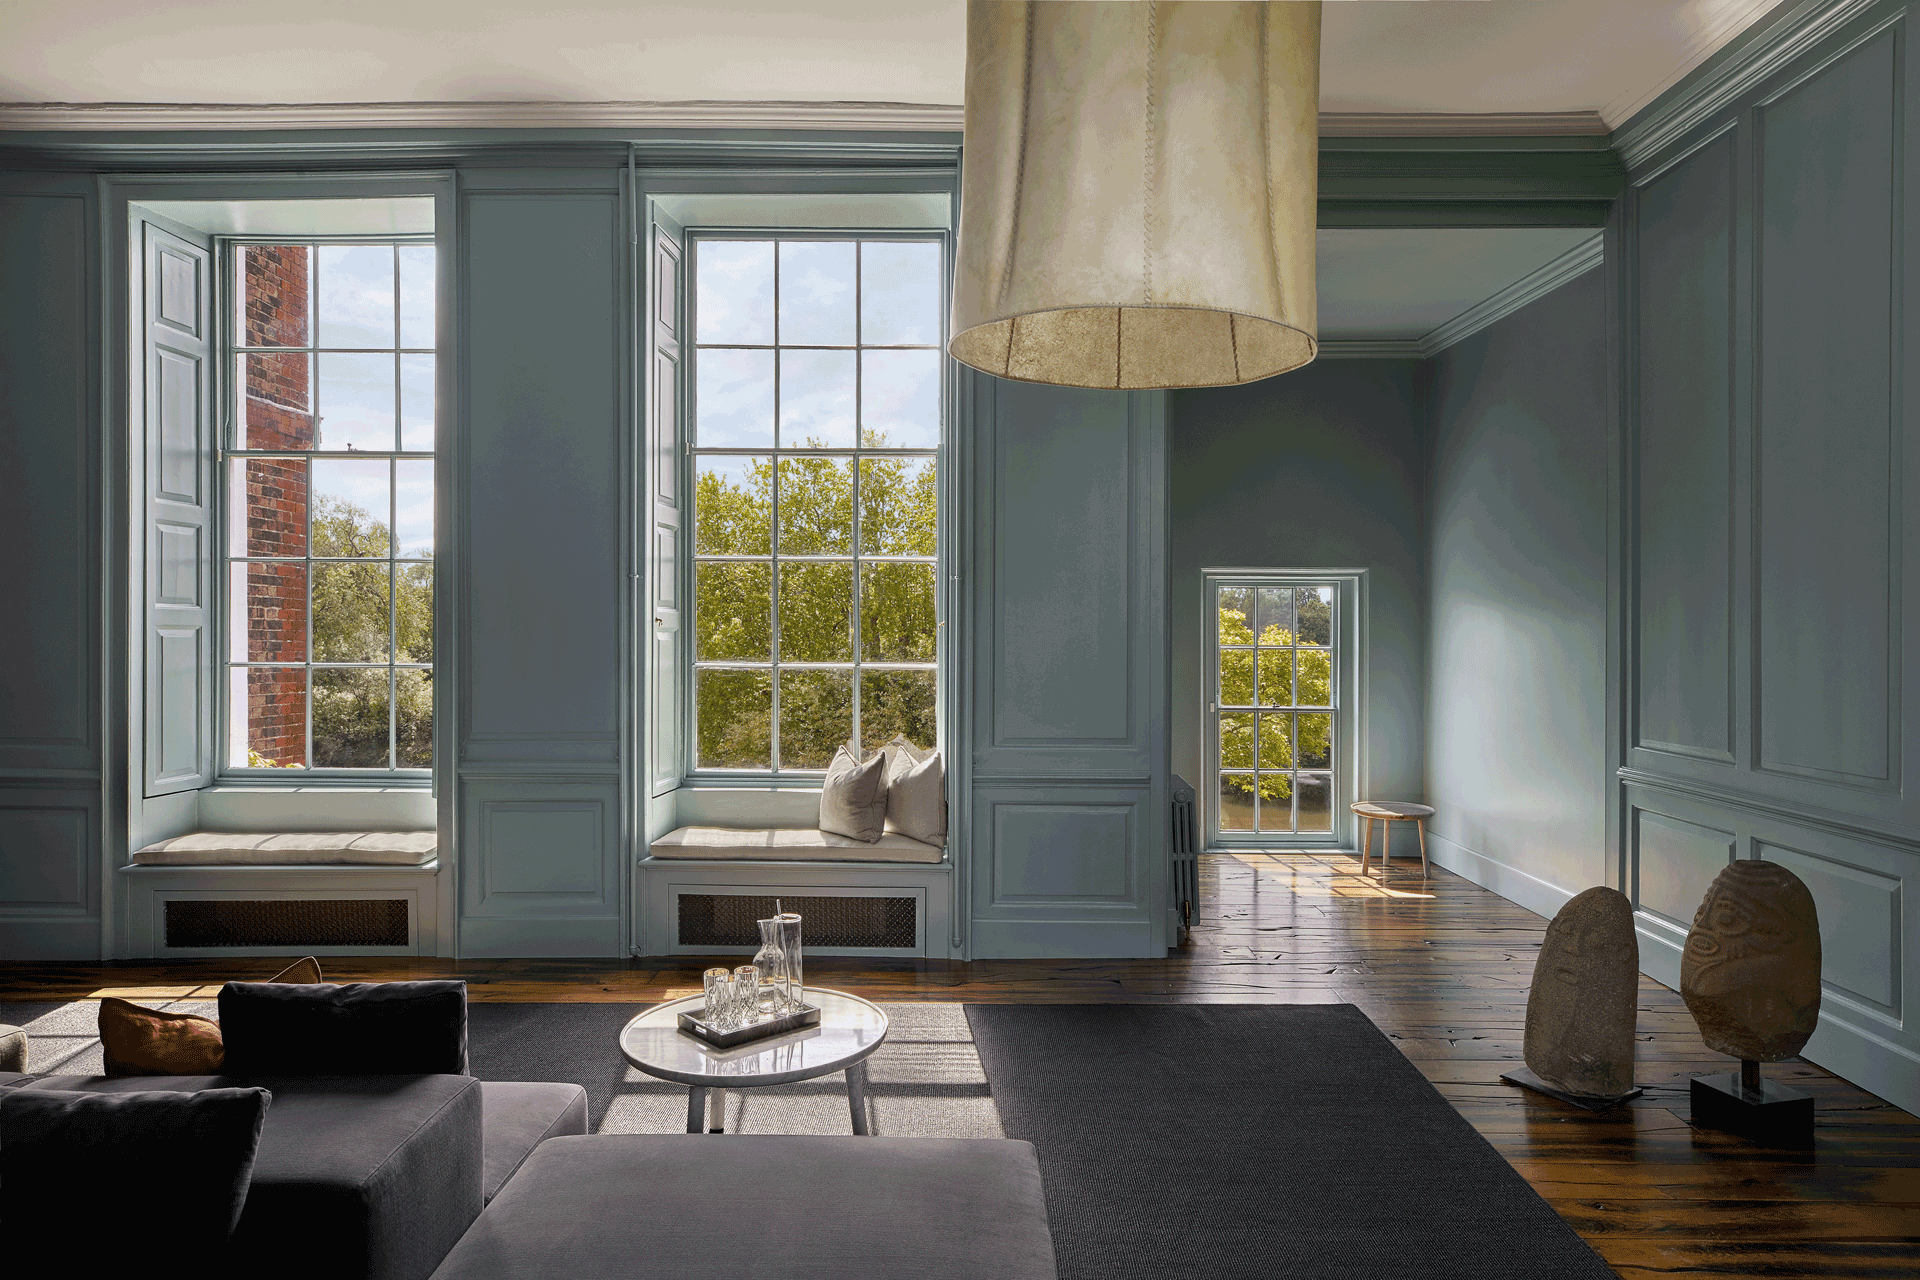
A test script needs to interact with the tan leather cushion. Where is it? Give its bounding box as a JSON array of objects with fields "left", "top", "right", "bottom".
[
  {"left": 131, "top": 831, "right": 438, "bottom": 866},
  {"left": 98, "top": 957, "right": 324, "bottom": 1076}
]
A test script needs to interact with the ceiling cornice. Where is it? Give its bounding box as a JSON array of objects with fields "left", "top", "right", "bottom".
[{"left": 1317, "top": 112, "right": 1607, "bottom": 138}]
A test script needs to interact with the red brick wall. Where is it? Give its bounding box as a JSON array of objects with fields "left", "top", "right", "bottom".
[{"left": 240, "top": 245, "right": 313, "bottom": 766}]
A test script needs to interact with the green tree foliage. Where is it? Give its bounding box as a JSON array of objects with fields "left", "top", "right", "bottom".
[
  {"left": 1218, "top": 587, "right": 1333, "bottom": 818},
  {"left": 694, "top": 437, "right": 936, "bottom": 769},
  {"left": 305, "top": 495, "right": 433, "bottom": 768}
]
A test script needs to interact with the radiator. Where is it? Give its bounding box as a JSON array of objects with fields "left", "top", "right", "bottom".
[
  {"left": 164, "top": 898, "right": 409, "bottom": 948},
  {"left": 1170, "top": 775, "right": 1198, "bottom": 938}
]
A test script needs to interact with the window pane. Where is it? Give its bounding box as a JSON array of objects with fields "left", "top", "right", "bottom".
[
  {"left": 1297, "top": 648, "right": 1333, "bottom": 707},
  {"left": 1298, "top": 713, "right": 1332, "bottom": 770},
  {"left": 1257, "top": 650, "right": 1291, "bottom": 707},
  {"left": 313, "top": 562, "right": 392, "bottom": 663},
  {"left": 695, "top": 455, "right": 772, "bottom": 555},
  {"left": 860, "top": 562, "right": 935, "bottom": 661},
  {"left": 395, "top": 667, "right": 433, "bottom": 768},
  {"left": 780, "top": 669, "right": 852, "bottom": 769},
  {"left": 239, "top": 245, "right": 309, "bottom": 347},
  {"left": 1297, "top": 586, "right": 1333, "bottom": 645},
  {"left": 780, "top": 348, "right": 856, "bottom": 448},
  {"left": 1219, "top": 647, "right": 1254, "bottom": 707},
  {"left": 231, "top": 457, "right": 308, "bottom": 558},
  {"left": 232, "top": 561, "right": 307, "bottom": 664},
  {"left": 395, "top": 563, "right": 433, "bottom": 664},
  {"left": 778, "top": 241, "right": 855, "bottom": 345},
  {"left": 312, "top": 666, "right": 391, "bottom": 768},
  {"left": 776, "top": 456, "right": 853, "bottom": 555},
  {"left": 312, "top": 458, "right": 391, "bottom": 557},
  {"left": 1257, "top": 713, "right": 1293, "bottom": 769},
  {"left": 1218, "top": 587, "right": 1253, "bottom": 644},
  {"left": 235, "top": 666, "right": 307, "bottom": 768},
  {"left": 778, "top": 562, "right": 853, "bottom": 661},
  {"left": 397, "top": 245, "right": 435, "bottom": 348},
  {"left": 860, "top": 349, "right": 940, "bottom": 449},
  {"left": 316, "top": 245, "right": 395, "bottom": 349},
  {"left": 697, "top": 669, "right": 772, "bottom": 768},
  {"left": 241, "top": 352, "right": 313, "bottom": 449},
  {"left": 1257, "top": 774, "right": 1295, "bottom": 832},
  {"left": 860, "top": 241, "right": 941, "bottom": 346},
  {"left": 1255, "top": 588, "right": 1292, "bottom": 644},
  {"left": 1219, "top": 773, "right": 1255, "bottom": 831},
  {"left": 697, "top": 241, "right": 775, "bottom": 345},
  {"left": 394, "top": 459, "right": 434, "bottom": 558},
  {"left": 860, "top": 669, "right": 935, "bottom": 754},
  {"left": 1219, "top": 713, "right": 1253, "bottom": 769},
  {"left": 696, "top": 348, "right": 775, "bottom": 447},
  {"left": 316, "top": 352, "right": 396, "bottom": 451},
  {"left": 858, "top": 456, "right": 936, "bottom": 556},
  {"left": 400, "top": 353, "right": 434, "bottom": 451},
  {"left": 695, "top": 563, "right": 771, "bottom": 661},
  {"left": 1296, "top": 774, "right": 1332, "bottom": 832}
]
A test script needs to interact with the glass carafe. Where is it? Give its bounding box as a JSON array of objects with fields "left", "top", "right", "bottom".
[
  {"left": 752, "top": 917, "right": 791, "bottom": 1014},
  {"left": 776, "top": 912, "right": 803, "bottom": 1010}
]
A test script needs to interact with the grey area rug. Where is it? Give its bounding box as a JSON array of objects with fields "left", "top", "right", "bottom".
[{"left": 964, "top": 1003, "right": 1614, "bottom": 1280}]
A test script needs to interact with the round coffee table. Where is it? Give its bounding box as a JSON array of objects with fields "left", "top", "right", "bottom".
[{"left": 618, "top": 988, "right": 889, "bottom": 1135}]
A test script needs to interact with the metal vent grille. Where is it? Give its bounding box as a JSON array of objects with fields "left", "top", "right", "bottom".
[
  {"left": 677, "top": 894, "right": 917, "bottom": 949},
  {"left": 164, "top": 898, "right": 408, "bottom": 948}
]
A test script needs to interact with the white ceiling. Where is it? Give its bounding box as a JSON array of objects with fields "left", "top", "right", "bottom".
[
  {"left": 0, "top": 0, "right": 1779, "bottom": 130},
  {"left": 1317, "top": 228, "right": 1598, "bottom": 341}
]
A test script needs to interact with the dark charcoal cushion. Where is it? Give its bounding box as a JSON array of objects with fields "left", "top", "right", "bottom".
[
  {"left": 220, "top": 980, "right": 468, "bottom": 1075},
  {"left": 429, "top": 1134, "right": 1058, "bottom": 1280},
  {"left": 477, "top": 1082, "right": 589, "bottom": 1205},
  {"left": 0, "top": 1085, "right": 270, "bottom": 1251},
  {"left": 25, "top": 1073, "right": 483, "bottom": 1280}
]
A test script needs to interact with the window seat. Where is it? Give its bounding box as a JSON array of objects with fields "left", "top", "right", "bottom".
[
  {"left": 648, "top": 826, "right": 943, "bottom": 864},
  {"left": 130, "top": 831, "right": 438, "bottom": 867}
]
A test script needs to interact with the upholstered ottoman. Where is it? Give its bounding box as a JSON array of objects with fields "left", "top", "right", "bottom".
[{"left": 429, "top": 1134, "right": 1058, "bottom": 1280}]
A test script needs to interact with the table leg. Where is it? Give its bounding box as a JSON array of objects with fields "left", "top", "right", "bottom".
[
  {"left": 708, "top": 1087, "right": 726, "bottom": 1134},
  {"left": 685, "top": 1086, "right": 708, "bottom": 1135},
  {"left": 847, "top": 1059, "right": 870, "bottom": 1136},
  {"left": 1417, "top": 818, "right": 1430, "bottom": 877}
]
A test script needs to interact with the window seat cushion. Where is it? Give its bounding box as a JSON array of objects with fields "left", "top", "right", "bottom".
[
  {"left": 648, "top": 826, "right": 944, "bottom": 864},
  {"left": 131, "top": 831, "right": 438, "bottom": 867}
]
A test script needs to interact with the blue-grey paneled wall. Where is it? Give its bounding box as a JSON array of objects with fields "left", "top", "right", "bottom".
[
  {"left": 1168, "top": 361, "right": 1429, "bottom": 820},
  {"left": 962, "top": 375, "right": 1170, "bottom": 958},
  {"left": 1424, "top": 268, "right": 1611, "bottom": 912},
  {"left": 0, "top": 180, "right": 104, "bottom": 960},
  {"left": 456, "top": 169, "right": 628, "bottom": 957},
  {"left": 1618, "top": 1, "right": 1920, "bottom": 1111}
]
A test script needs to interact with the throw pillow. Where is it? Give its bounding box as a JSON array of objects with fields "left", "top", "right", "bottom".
[
  {"left": 0, "top": 1085, "right": 271, "bottom": 1248},
  {"left": 99, "top": 956, "right": 326, "bottom": 1076},
  {"left": 819, "top": 744, "right": 888, "bottom": 842},
  {"left": 882, "top": 733, "right": 928, "bottom": 771},
  {"left": 219, "top": 979, "right": 469, "bottom": 1075},
  {"left": 885, "top": 748, "right": 948, "bottom": 846}
]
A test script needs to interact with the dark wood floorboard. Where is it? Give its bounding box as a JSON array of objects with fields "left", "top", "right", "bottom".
[{"left": 3, "top": 849, "right": 1913, "bottom": 1277}]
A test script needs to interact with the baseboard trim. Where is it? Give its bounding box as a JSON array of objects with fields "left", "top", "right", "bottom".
[{"left": 1422, "top": 831, "right": 1573, "bottom": 922}]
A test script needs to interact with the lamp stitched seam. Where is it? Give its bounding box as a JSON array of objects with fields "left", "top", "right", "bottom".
[
  {"left": 1261, "top": 5, "right": 1279, "bottom": 338},
  {"left": 1144, "top": 0, "right": 1158, "bottom": 309},
  {"left": 998, "top": 0, "right": 1037, "bottom": 331}
]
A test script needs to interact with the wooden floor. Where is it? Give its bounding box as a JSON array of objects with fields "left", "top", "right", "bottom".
[{"left": 3, "top": 850, "right": 1915, "bottom": 1277}]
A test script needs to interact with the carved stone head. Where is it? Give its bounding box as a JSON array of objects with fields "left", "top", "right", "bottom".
[
  {"left": 1680, "top": 860, "right": 1821, "bottom": 1062},
  {"left": 1524, "top": 886, "right": 1638, "bottom": 1097}
]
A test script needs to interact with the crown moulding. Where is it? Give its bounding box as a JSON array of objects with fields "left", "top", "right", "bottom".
[{"left": 0, "top": 99, "right": 1618, "bottom": 137}]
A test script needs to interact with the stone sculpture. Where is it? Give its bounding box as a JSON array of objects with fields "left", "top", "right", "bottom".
[
  {"left": 1513, "top": 886, "right": 1640, "bottom": 1103},
  {"left": 1681, "top": 860, "right": 1822, "bottom": 1062}
]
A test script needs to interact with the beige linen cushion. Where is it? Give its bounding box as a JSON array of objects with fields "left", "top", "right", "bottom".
[
  {"left": 885, "top": 748, "right": 947, "bottom": 846},
  {"left": 819, "top": 745, "right": 888, "bottom": 842}
]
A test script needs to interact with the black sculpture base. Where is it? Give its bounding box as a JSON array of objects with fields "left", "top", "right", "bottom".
[
  {"left": 1500, "top": 1066, "right": 1642, "bottom": 1111},
  {"left": 1690, "top": 1069, "right": 1814, "bottom": 1142}
]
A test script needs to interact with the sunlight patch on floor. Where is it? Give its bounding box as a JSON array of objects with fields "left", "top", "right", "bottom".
[{"left": 1222, "top": 850, "right": 1436, "bottom": 900}]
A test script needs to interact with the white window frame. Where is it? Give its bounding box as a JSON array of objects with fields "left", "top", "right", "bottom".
[
  {"left": 217, "top": 233, "right": 438, "bottom": 781},
  {"left": 1203, "top": 569, "right": 1365, "bottom": 849},
  {"left": 683, "top": 228, "right": 948, "bottom": 781}
]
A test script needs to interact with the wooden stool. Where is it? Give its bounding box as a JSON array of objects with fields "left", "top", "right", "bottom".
[{"left": 1351, "top": 802, "right": 1434, "bottom": 880}]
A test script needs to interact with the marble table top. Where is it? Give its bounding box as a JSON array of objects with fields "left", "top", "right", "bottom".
[{"left": 617, "top": 988, "right": 889, "bottom": 1088}]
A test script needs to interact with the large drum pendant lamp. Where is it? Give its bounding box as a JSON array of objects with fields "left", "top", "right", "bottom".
[{"left": 950, "top": 0, "right": 1321, "bottom": 389}]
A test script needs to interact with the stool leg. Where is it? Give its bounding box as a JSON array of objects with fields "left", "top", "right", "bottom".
[
  {"left": 686, "top": 1086, "right": 707, "bottom": 1134},
  {"left": 847, "top": 1059, "right": 871, "bottom": 1135},
  {"left": 1417, "top": 819, "right": 1430, "bottom": 878},
  {"left": 708, "top": 1086, "right": 726, "bottom": 1134},
  {"left": 1357, "top": 817, "right": 1371, "bottom": 877},
  {"left": 1380, "top": 821, "right": 1392, "bottom": 882}
]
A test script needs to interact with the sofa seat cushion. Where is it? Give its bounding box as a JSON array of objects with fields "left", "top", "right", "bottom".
[
  {"left": 648, "top": 826, "right": 943, "bottom": 863},
  {"left": 24, "top": 1073, "right": 483, "bottom": 1280},
  {"left": 132, "top": 831, "right": 438, "bottom": 866},
  {"left": 428, "top": 1134, "right": 1058, "bottom": 1280},
  {"left": 478, "top": 1082, "right": 589, "bottom": 1205}
]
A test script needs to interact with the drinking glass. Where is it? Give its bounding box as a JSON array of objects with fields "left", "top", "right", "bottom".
[
  {"left": 775, "top": 912, "right": 803, "bottom": 1009},
  {"left": 702, "top": 967, "right": 732, "bottom": 1027},
  {"left": 731, "top": 964, "right": 761, "bottom": 1025}
]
